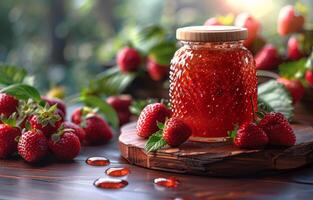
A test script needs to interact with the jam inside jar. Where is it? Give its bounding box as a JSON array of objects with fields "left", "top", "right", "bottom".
[{"left": 170, "top": 26, "right": 257, "bottom": 141}]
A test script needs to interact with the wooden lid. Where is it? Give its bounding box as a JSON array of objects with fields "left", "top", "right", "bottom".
[{"left": 176, "top": 26, "right": 247, "bottom": 42}]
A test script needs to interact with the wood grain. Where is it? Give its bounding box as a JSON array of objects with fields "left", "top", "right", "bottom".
[{"left": 119, "top": 123, "right": 313, "bottom": 176}]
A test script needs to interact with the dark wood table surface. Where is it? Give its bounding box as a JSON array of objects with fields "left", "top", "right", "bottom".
[{"left": 1, "top": 103, "right": 313, "bottom": 200}]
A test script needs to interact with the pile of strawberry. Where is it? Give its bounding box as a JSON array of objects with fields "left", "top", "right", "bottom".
[
  {"left": 0, "top": 93, "right": 113, "bottom": 163},
  {"left": 230, "top": 112, "right": 295, "bottom": 148},
  {"left": 136, "top": 103, "right": 296, "bottom": 151}
]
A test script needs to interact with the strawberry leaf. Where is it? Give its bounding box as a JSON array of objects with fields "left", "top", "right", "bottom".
[
  {"left": 148, "top": 40, "right": 177, "bottom": 65},
  {"left": 144, "top": 131, "right": 167, "bottom": 152},
  {"left": 130, "top": 99, "right": 158, "bottom": 116},
  {"left": 258, "top": 80, "right": 293, "bottom": 120},
  {"left": 0, "top": 65, "right": 27, "bottom": 86},
  {"left": 228, "top": 124, "right": 238, "bottom": 139},
  {"left": 80, "top": 95, "right": 118, "bottom": 129},
  {"left": 0, "top": 83, "right": 41, "bottom": 102}
]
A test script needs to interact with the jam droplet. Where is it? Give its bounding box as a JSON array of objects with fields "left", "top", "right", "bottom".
[
  {"left": 154, "top": 177, "right": 179, "bottom": 188},
  {"left": 105, "top": 167, "right": 130, "bottom": 177},
  {"left": 94, "top": 178, "right": 128, "bottom": 189},
  {"left": 86, "top": 156, "right": 110, "bottom": 166}
]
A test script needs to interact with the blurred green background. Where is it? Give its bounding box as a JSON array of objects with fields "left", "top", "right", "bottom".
[{"left": 0, "top": 0, "right": 312, "bottom": 94}]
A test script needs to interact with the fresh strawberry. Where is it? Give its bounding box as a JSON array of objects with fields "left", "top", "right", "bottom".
[
  {"left": 0, "top": 93, "right": 19, "bottom": 118},
  {"left": 18, "top": 129, "right": 49, "bottom": 163},
  {"left": 147, "top": 59, "right": 169, "bottom": 81},
  {"left": 107, "top": 95, "right": 132, "bottom": 126},
  {"left": 255, "top": 44, "right": 281, "bottom": 70},
  {"left": 231, "top": 122, "right": 268, "bottom": 149},
  {"left": 287, "top": 36, "right": 303, "bottom": 60},
  {"left": 62, "top": 122, "right": 86, "bottom": 142},
  {"left": 305, "top": 70, "right": 313, "bottom": 86},
  {"left": 117, "top": 47, "right": 141, "bottom": 73},
  {"left": 71, "top": 107, "right": 84, "bottom": 124},
  {"left": 106, "top": 95, "right": 132, "bottom": 112},
  {"left": 29, "top": 104, "right": 63, "bottom": 136},
  {"left": 137, "top": 103, "right": 171, "bottom": 138},
  {"left": 277, "top": 5, "right": 304, "bottom": 36},
  {"left": 48, "top": 130, "right": 81, "bottom": 161},
  {"left": 235, "top": 13, "right": 260, "bottom": 47},
  {"left": 41, "top": 96, "right": 67, "bottom": 116},
  {"left": 162, "top": 118, "right": 191, "bottom": 147},
  {"left": 0, "top": 124, "right": 21, "bottom": 158},
  {"left": 277, "top": 77, "right": 305, "bottom": 104},
  {"left": 204, "top": 17, "right": 222, "bottom": 26},
  {"left": 259, "top": 112, "right": 296, "bottom": 146},
  {"left": 82, "top": 114, "right": 113, "bottom": 145}
]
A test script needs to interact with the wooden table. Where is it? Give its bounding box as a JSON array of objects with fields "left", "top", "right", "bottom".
[{"left": 1, "top": 103, "right": 313, "bottom": 200}]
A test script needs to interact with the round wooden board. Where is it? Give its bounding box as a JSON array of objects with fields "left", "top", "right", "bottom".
[{"left": 119, "top": 122, "right": 313, "bottom": 177}]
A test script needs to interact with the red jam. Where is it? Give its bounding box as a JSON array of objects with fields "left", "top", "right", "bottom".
[{"left": 170, "top": 27, "right": 257, "bottom": 139}]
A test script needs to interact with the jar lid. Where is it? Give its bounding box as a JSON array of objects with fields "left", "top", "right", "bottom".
[{"left": 176, "top": 26, "right": 247, "bottom": 42}]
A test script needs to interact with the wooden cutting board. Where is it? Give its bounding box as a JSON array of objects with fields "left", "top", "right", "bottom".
[{"left": 119, "top": 122, "right": 313, "bottom": 177}]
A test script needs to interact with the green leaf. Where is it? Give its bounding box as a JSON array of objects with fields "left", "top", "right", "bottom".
[
  {"left": 0, "top": 65, "right": 27, "bottom": 86},
  {"left": 144, "top": 131, "right": 167, "bottom": 152},
  {"left": 227, "top": 124, "right": 238, "bottom": 139},
  {"left": 278, "top": 59, "right": 307, "bottom": 80},
  {"left": 257, "top": 80, "right": 294, "bottom": 120},
  {"left": 87, "top": 67, "right": 136, "bottom": 96},
  {"left": 132, "top": 25, "right": 168, "bottom": 52},
  {"left": 148, "top": 40, "right": 177, "bottom": 65},
  {"left": 80, "top": 95, "right": 119, "bottom": 128},
  {"left": 0, "top": 84, "right": 41, "bottom": 102}
]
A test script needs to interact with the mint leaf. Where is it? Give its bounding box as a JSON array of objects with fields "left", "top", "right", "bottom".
[
  {"left": 80, "top": 95, "right": 119, "bottom": 128},
  {"left": 0, "top": 65, "right": 27, "bottom": 86},
  {"left": 258, "top": 80, "right": 293, "bottom": 120},
  {"left": 144, "top": 131, "right": 167, "bottom": 152},
  {"left": 278, "top": 58, "right": 307, "bottom": 80},
  {"left": 0, "top": 83, "right": 41, "bottom": 102}
]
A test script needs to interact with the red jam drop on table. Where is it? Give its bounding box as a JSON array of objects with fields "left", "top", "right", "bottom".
[
  {"left": 154, "top": 177, "right": 179, "bottom": 188},
  {"left": 85, "top": 156, "right": 110, "bottom": 166},
  {"left": 170, "top": 26, "right": 257, "bottom": 140},
  {"left": 105, "top": 167, "right": 131, "bottom": 177},
  {"left": 94, "top": 178, "right": 128, "bottom": 189}
]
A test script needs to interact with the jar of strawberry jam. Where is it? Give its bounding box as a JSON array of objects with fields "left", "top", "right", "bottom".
[{"left": 170, "top": 26, "right": 257, "bottom": 142}]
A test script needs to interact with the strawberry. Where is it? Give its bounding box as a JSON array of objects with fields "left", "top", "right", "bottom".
[
  {"left": 71, "top": 107, "right": 84, "bottom": 124},
  {"left": 277, "top": 77, "right": 305, "bottom": 104},
  {"left": 117, "top": 47, "right": 141, "bottom": 73},
  {"left": 82, "top": 114, "right": 113, "bottom": 145},
  {"left": 107, "top": 95, "right": 132, "bottom": 111},
  {"left": 48, "top": 130, "right": 81, "bottom": 161},
  {"left": 41, "top": 96, "right": 67, "bottom": 117},
  {"left": 147, "top": 59, "right": 169, "bottom": 81},
  {"left": 62, "top": 121, "right": 86, "bottom": 142},
  {"left": 144, "top": 118, "right": 191, "bottom": 152},
  {"left": 29, "top": 104, "right": 63, "bottom": 136},
  {"left": 231, "top": 122, "right": 268, "bottom": 149},
  {"left": 162, "top": 118, "right": 191, "bottom": 147},
  {"left": 204, "top": 17, "right": 222, "bottom": 26},
  {"left": 235, "top": 13, "right": 260, "bottom": 47},
  {"left": 255, "top": 44, "right": 281, "bottom": 70},
  {"left": 107, "top": 95, "right": 132, "bottom": 126},
  {"left": 277, "top": 5, "right": 304, "bottom": 36},
  {"left": 287, "top": 36, "right": 303, "bottom": 60},
  {"left": 18, "top": 129, "right": 49, "bottom": 163},
  {"left": 259, "top": 112, "right": 296, "bottom": 146},
  {"left": 0, "top": 124, "right": 21, "bottom": 158},
  {"left": 71, "top": 107, "right": 96, "bottom": 125},
  {"left": 137, "top": 103, "right": 171, "bottom": 138},
  {"left": 305, "top": 70, "right": 313, "bottom": 86},
  {"left": 0, "top": 93, "right": 19, "bottom": 118}
]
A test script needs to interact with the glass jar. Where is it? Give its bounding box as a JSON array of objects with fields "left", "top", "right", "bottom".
[{"left": 170, "top": 26, "right": 257, "bottom": 142}]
